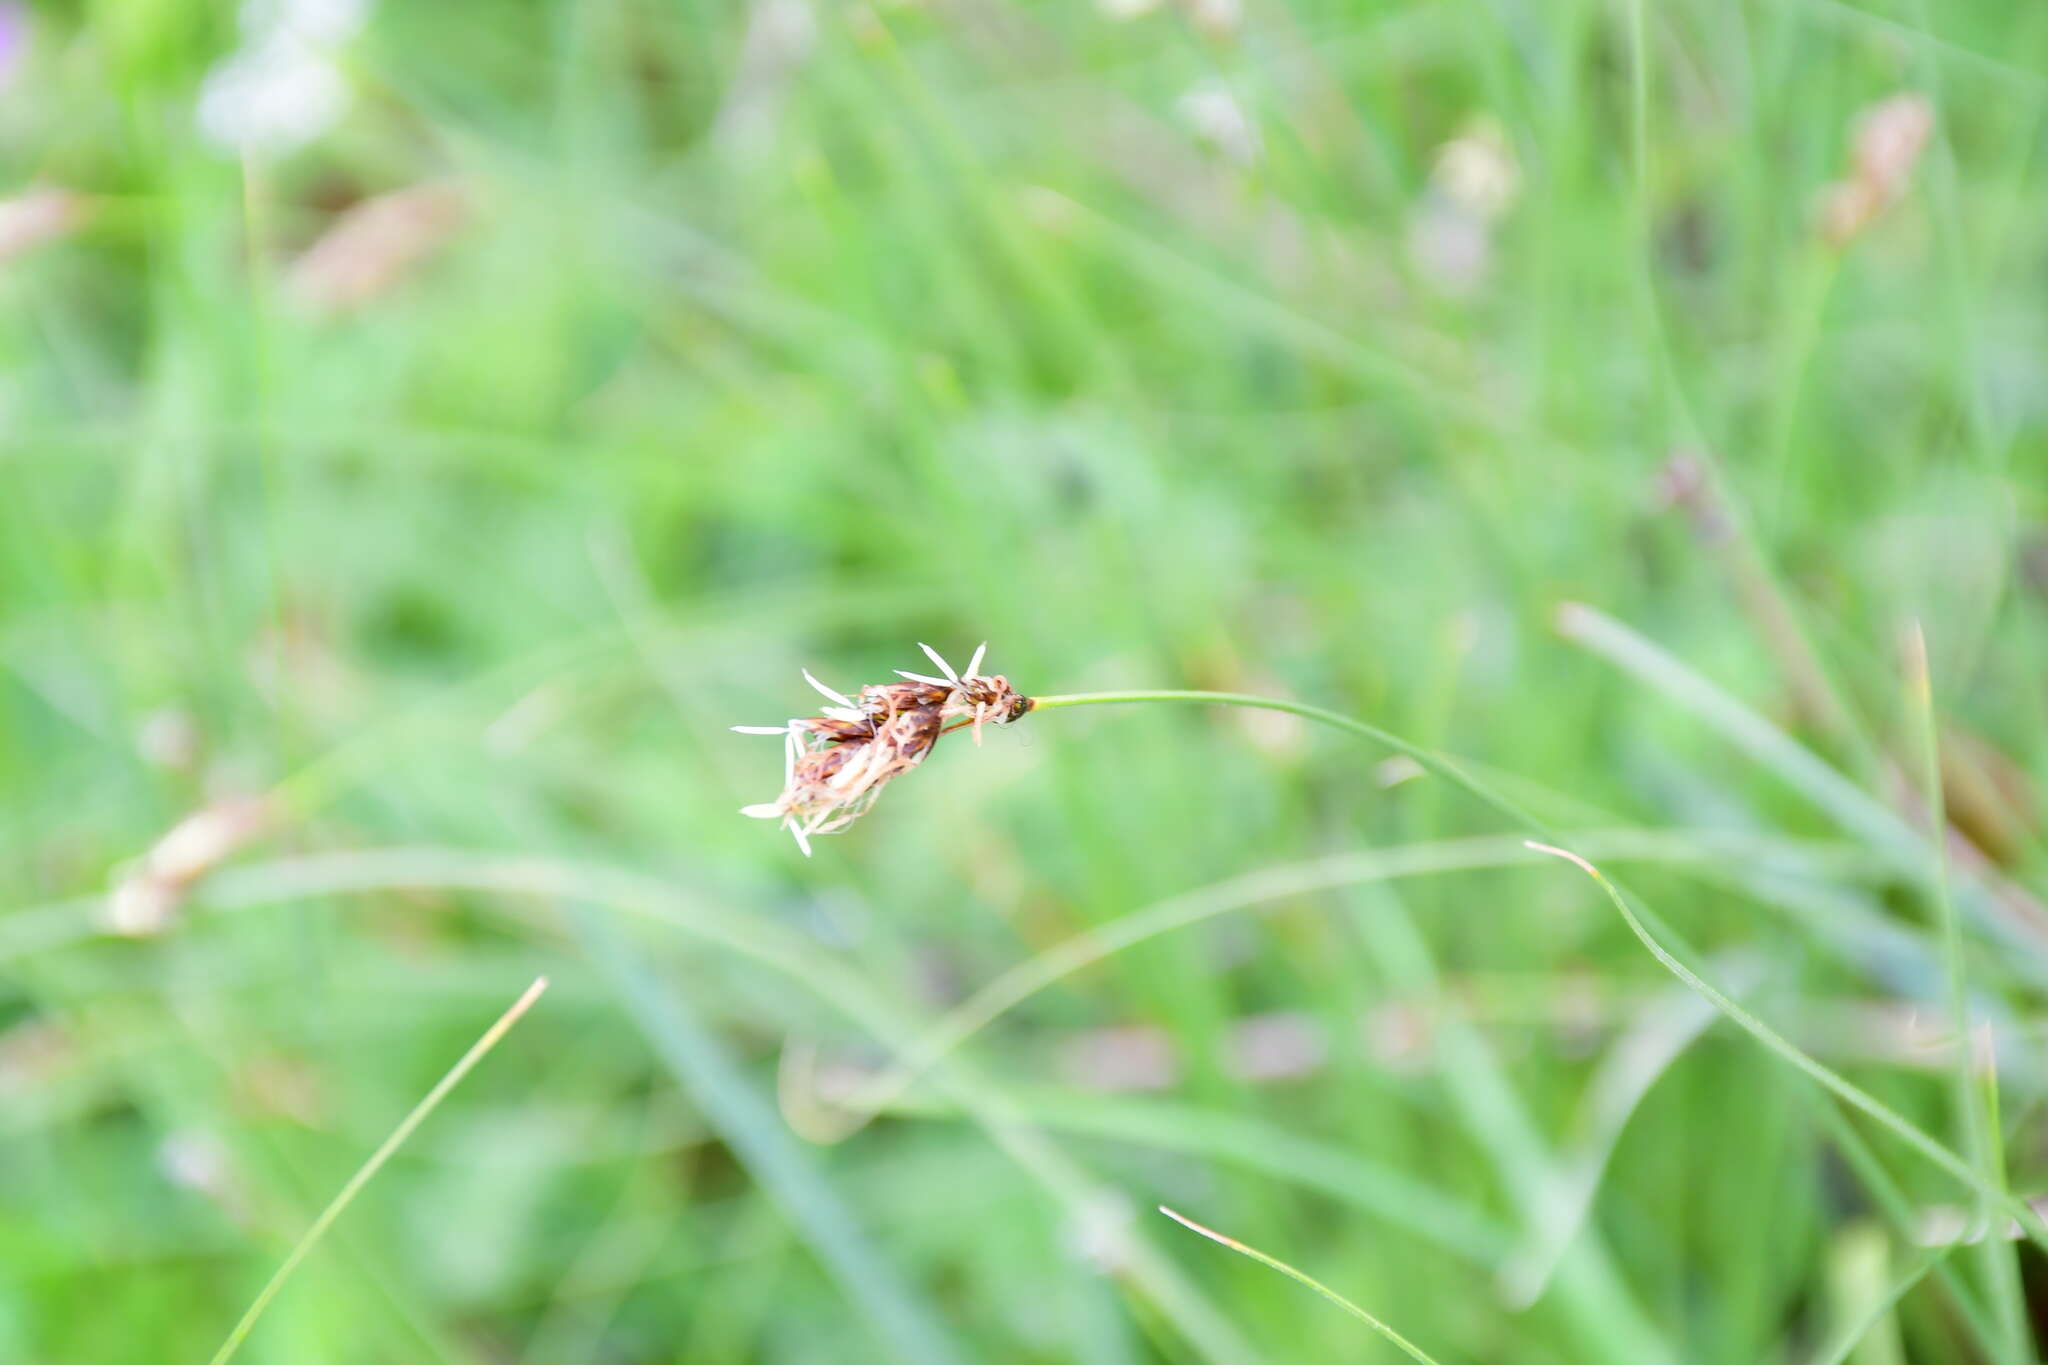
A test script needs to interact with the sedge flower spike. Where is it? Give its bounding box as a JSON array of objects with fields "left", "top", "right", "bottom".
[{"left": 734, "top": 644, "right": 1031, "bottom": 854}]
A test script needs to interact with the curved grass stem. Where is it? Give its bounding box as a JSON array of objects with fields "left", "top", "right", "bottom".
[
  {"left": 1527, "top": 841, "right": 2048, "bottom": 1256},
  {"left": 207, "top": 977, "right": 549, "bottom": 1365},
  {"left": 1030, "top": 691, "right": 1542, "bottom": 832},
  {"left": 1034, "top": 688, "right": 2048, "bottom": 1293},
  {"left": 1158, "top": 1207, "right": 1445, "bottom": 1365}
]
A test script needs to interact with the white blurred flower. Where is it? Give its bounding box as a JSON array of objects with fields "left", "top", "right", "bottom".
[
  {"left": 158, "top": 1129, "right": 252, "bottom": 1222},
  {"left": 1176, "top": 80, "right": 1260, "bottom": 167},
  {"left": 137, "top": 706, "right": 202, "bottom": 772},
  {"left": 1066, "top": 1193, "right": 1139, "bottom": 1274},
  {"left": 711, "top": 0, "right": 816, "bottom": 152},
  {"left": 243, "top": 0, "right": 370, "bottom": 46},
  {"left": 1182, "top": 0, "right": 1241, "bottom": 39},
  {"left": 1407, "top": 119, "right": 1521, "bottom": 295},
  {"left": 198, "top": 33, "right": 348, "bottom": 154},
  {"left": 158, "top": 1130, "right": 231, "bottom": 1195},
  {"left": 1432, "top": 125, "right": 1520, "bottom": 219},
  {"left": 197, "top": 0, "right": 375, "bottom": 157}
]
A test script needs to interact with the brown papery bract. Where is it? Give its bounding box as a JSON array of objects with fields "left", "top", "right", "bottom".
[{"left": 734, "top": 644, "right": 1031, "bottom": 854}]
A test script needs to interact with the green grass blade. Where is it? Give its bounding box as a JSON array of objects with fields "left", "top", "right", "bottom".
[
  {"left": 1901, "top": 622, "right": 2027, "bottom": 1353},
  {"left": 1496, "top": 976, "right": 1728, "bottom": 1307},
  {"left": 1811, "top": 1243, "right": 1953, "bottom": 1365},
  {"left": 571, "top": 905, "right": 964, "bottom": 1365},
  {"left": 836, "top": 829, "right": 1872, "bottom": 1139},
  {"left": 1526, "top": 842, "right": 2048, "bottom": 1254},
  {"left": 1158, "top": 1206, "right": 1446, "bottom": 1364},
  {"left": 1817, "top": 1106, "right": 2008, "bottom": 1355},
  {"left": 190, "top": 851, "right": 1263, "bottom": 1365},
  {"left": 1552, "top": 604, "right": 1918, "bottom": 856},
  {"left": 879, "top": 1087, "right": 1510, "bottom": 1266},
  {"left": 1553, "top": 605, "right": 2048, "bottom": 969},
  {"left": 207, "top": 976, "right": 550, "bottom": 1365},
  {"left": 1029, "top": 691, "right": 1545, "bottom": 832}
]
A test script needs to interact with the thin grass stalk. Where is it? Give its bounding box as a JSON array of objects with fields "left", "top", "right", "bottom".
[
  {"left": 1902, "top": 623, "right": 2028, "bottom": 1350},
  {"left": 1817, "top": 1105, "right": 2008, "bottom": 1357},
  {"left": 207, "top": 977, "right": 549, "bottom": 1365},
  {"left": 1158, "top": 1207, "right": 1446, "bottom": 1365},
  {"left": 1526, "top": 843, "right": 2048, "bottom": 1255},
  {"left": 1810, "top": 1244, "right": 1954, "bottom": 1365}
]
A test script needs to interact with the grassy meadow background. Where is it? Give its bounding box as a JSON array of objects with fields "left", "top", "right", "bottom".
[{"left": 6, "top": 0, "right": 2048, "bottom": 1360}]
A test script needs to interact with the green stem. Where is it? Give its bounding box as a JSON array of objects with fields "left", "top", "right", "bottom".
[
  {"left": 1030, "top": 690, "right": 1674, "bottom": 1363},
  {"left": 209, "top": 977, "right": 549, "bottom": 1365},
  {"left": 1028, "top": 691, "right": 1544, "bottom": 833},
  {"left": 1158, "top": 1207, "right": 1445, "bottom": 1365},
  {"left": 1905, "top": 627, "right": 2028, "bottom": 1354},
  {"left": 1031, "top": 688, "right": 2048, "bottom": 1259},
  {"left": 1530, "top": 842, "right": 2048, "bottom": 1257}
]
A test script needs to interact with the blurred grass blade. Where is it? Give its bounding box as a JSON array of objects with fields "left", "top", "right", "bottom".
[
  {"left": 208, "top": 976, "right": 550, "bottom": 1365},
  {"left": 1554, "top": 603, "right": 1918, "bottom": 855},
  {"left": 1901, "top": 620, "right": 2028, "bottom": 1354},
  {"left": 1556, "top": 602, "right": 2048, "bottom": 978},
  {"left": 1498, "top": 974, "right": 1731, "bottom": 1306},
  {"left": 572, "top": 905, "right": 963, "bottom": 1365},
  {"left": 1342, "top": 881, "right": 1676, "bottom": 1365},
  {"left": 1817, "top": 1106, "right": 2007, "bottom": 1355},
  {"left": 1813, "top": 1238, "right": 1950, "bottom": 1365},
  {"left": 878, "top": 1086, "right": 1510, "bottom": 1266},
  {"left": 1158, "top": 1206, "right": 1446, "bottom": 1364},
  {"left": 194, "top": 850, "right": 1256, "bottom": 1364},
  {"left": 838, "top": 828, "right": 1869, "bottom": 1129},
  {"left": 1030, "top": 690, "right": 1539, "bottom": 831},
  {"left": 1525, "top": 842, "right": 2048, "bottom": 1253}
]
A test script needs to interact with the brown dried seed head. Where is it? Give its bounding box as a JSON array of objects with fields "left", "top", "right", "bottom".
[
  {"left": 738, "top": 645, "right": 1031, "bottom": 853},
  {"left": 1819, "top": 92, "right": 1933, "bottom": 247},
  {"left": 953, "top": 674, "right": 1030, "bottom": 724},
  {"left": 860, "top": 679, "right": 949, "bottom": 720},
  {"left": 792, "top": 716, "right": 872, "bottom": 745}
]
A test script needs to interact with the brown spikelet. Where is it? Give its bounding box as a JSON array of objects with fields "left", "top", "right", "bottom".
[{"left": 734, "top": 644, "right": 1030, "bottom": 854}]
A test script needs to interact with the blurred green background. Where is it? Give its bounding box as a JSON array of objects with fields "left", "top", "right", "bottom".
[{"left": 6, "top": 0, "right": 2048, "bottom": 1360}]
